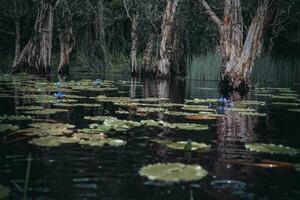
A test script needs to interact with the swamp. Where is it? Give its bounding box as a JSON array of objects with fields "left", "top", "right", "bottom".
[{"left": 0, "top": 0, "right": 300, "bottom": 199}]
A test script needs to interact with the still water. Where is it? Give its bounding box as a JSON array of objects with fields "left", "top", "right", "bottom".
[{"left": 0, "top": 73, "right": 300, "bottom": 200}]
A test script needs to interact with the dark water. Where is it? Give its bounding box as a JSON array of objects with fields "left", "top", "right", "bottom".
[{"left": 1, "top": 73, "right": 300, "bottom": 200}]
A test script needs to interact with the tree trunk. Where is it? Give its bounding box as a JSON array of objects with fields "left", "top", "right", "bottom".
[
  {"left": 13, "top": 18, "right": 21, "bottom": 67},
  {"left": 142, "top": 33, "right": 155, "bottom": 74},
  {"left": 130, "top": 14, "right": 139, "bottom": 74},
  {"left": 58, "top": 1, "right": 75, "bottom": 75},
  {"left": 200, "top": 0, "right": 269, "bottom": 91},
  {"left": 95, "top": 0, "right": 109, "bottom": 69},
  {"left": 156, "top": 0, "right": 181, "bottom": 77},
  {"left": 11, "top": 0, "right": 57, "bottom": 74}
]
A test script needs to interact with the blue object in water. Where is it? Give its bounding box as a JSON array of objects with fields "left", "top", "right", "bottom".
[
  {"left": 95, "top": 79, "right": 102, "bottom": 85},
  {"left": 55, "top": 82, "right": 62, "bottom": 88},
  {"left": 54, "top": 92, "right": 65, "bottom": 99}
]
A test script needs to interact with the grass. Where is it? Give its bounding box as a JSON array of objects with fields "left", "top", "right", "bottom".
[
  {"left": 187, "top": 52, "right": 300, "bottom": 83},
  {"left": 187, "top": 52, "right": 221, "bottom": 80}
]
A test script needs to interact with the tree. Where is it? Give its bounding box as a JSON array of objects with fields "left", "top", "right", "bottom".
[
  {"left": 156, "top": 0, "right": 181, "bottom": 77},
  {"left": 57, "top": 0, "right": 75, "bottom": 74},
  {"left": 10, "top": 0, "right": 58, "bottom": 74},
  {"left": 123, "top": 0, "right": 140, "bottom": 74},
  {"left": 200, "top": 0, "right": 270, "bottom": 91}
]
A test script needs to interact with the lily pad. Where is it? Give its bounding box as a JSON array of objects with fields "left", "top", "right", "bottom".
[
  {"left": 140, "top": 120, "right": 209, "bottom": 131},
  {"left": 239, "top": 112, "right": 267, "bottom": 117},
  {"left": 153, "top": 139, "right": 211, "bottom": 151},
  {"left": 0, "top": 185, "right": 10, "bottom": 199},
  {"left": 0, "top": 115, "right": 32, "bottom": 121},
  {"left": 29, "top": 136, "right": 79, "bottom": 147},
  {"left": 181, "top": 105, "right": 215, "bottom": 112},
  {"left": 139, "top": 163, "right": 208, "bottom": 182},
  {"left": 24, "top": 108, "right": 69, "bottom": 115},
  {"left": 245, "top": 143, "right": 300, "bottom": 155},
  {"left": 79, "top": 138, "right": 126, "bottom": 147},
  {"left": 185, "top": 98, "right": 218, "bottom": 104},
  {"left": 0, "top": 124, "right": 19, "bottom": 133},
  {"left": 16, "top": 106, "right": 44, "bottom": 111},
  {"left": 288, "top": 109, "right": 300, "bottom": 112}
]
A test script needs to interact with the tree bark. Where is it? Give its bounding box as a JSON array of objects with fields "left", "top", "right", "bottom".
[
  {"left": 156, "top": 0, "right": 181, "bottom": 77},
  {"left": 57, "top": 1, "right": 75, "bottom": 74},
  {"left": 13, "top": 18, "right": 21, "bottom": 67},
  {"left": 200, "top": 0, "right": 270, "bottom": 91},
  {"left": 10, "top": 0, "right": 57, "bottom": 74},
  {"left": 130, "top": 14, "right": 139, "bottom": 74},
  {"left": 142, "top": 33, "right": 156, "bottom": 74},
  {"left": 94, "top": 0, "right": 109, "bottom": 69}
]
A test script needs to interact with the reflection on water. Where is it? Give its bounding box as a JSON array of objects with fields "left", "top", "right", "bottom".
[{"left": 0, "top": 74, "right": 300, "bottom": 200}]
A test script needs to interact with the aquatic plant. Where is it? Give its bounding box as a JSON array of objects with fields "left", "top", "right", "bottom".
[
  {"left": 140, "top": 120, "right": 209, "bottom": 131},
  {"left": 153, "top": 139, "right": 211, "bottom": 151},
  {"left": 54, "top": 92, "right": 65, "bottom": 99},
  {"left": 239, "top": 112, "right": 267, "bottom": 117},
  {"left": 79, "top": 138, "right": 126, "bottom": 147},
  {"left": 139, "top": 163, "right": 208, "bottom": 182},
  {"left": 0, "top": 115, "right": 32, "bottom": 121},
  {"left": 24, "top": 108, "right": 69, "bottom": 115},
  {"left": 0, "top": 124, "right": 19, "bottom": 133},
  {"left": 29, "top": 136, "right": 79, "bottom": 147},
  {"left": 245, "top": 143, "right": 300, "bottom": 155},
  {"left": 181, "top": 105, "right": 215, "bottom": 112},
  {"left": 185, "top": 98, "right": 218, "bottom": 104},
  {"left": 16, "top": 106, "right": 44, "bottom": 111}
]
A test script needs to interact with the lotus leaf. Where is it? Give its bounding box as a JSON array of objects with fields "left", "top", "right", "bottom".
[
  {"left": 24, "top": 108, "right": 69, "bottom": 115},
  {"left": 0, "top": 115, "right": 32, "bottom": 121},
  {"left": 139, "top": 163, "right": 208, "bottom": 182},
  {"left": 0, "top": 124, "right": 19, "bottom": 133},
  {"left": 84, "top": 116, "right": 118, "bottom": 121},
  {"left": 271, "top": 95, "right": 297, "bottom": 100},
  {"left": 245, "top": 143, "right": 300, "bottom": 155},
  {"left": 0, "top": 185, "right": 10, "bottom": 199},
  {"left": 272, "top": 102, "right": 300, "bottom": 107},
  {"left": 18, "top": 122, "right": 75, "bottom": 136},
  {"left": 185, "top": 115, "right": 217, "bottom": 120}
]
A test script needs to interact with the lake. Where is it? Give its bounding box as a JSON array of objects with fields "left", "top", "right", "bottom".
[{"left": 0, "top": 73, "right": 300, "bottom": 200}]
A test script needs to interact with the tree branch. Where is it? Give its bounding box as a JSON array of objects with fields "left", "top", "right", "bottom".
[{"left": 199, "top": 0, "right": 222, "bottom": 31}]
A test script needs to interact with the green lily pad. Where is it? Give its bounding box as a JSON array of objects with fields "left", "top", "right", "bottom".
[
  {"left": 181, "top": 105, "right": 215, "bottom": 112},
  {"left": 236, "top": 100, "right": 266, "bottom": 106},
  {"left": 0, "top": 115, "right": 32, "bottom": 121},
  {"left": 29, "top": 136, "right": 79, "bottom": 147},
  {"left": 185, "top": 98, "right": 218, "bottom": 104},
  {"left": 0, "top": 124, "right": 19, "bottom": 133},
  {"left": 228, "top": 108, "right": 257, "bottom": 112},
  {"left": 239, "top": 112, "right": 267, "bottom": 117},
  {"left": 272, "top": 102, "right": 300, "bottom": 107},
  {"left": 24, "top": 108, "right": 69, "bottom": 115},
  {"left": 153, "top": 139, "right": 211, "bottom": 151},
  {"left": 16, "top": 106, "right": 44, "bottom": 111},
  {"left": 140, "top": 120, "right": 209, "bottom": 131},
  {"left": 245, "top": 143, "right": 300, "bottom": 155},
  {"left": 139, "top": 163, "right": 208, "bottom": 182},
  {"left": 0, "top": 185, "right": 10, "bottom": 199},
  {"left": 18, "top": 122, "right": 75, "bottom": 137},
  {"left": 79, "top": 138, "right": 126, "bottom": 147}
]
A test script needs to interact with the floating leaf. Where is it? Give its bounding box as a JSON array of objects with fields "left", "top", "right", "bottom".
[
  {"left": 181, "top": 105, "right": 214, "bottom": 112},
  {"left": 185, "top": 115, "right": 218, "bottom": 120},
  {"left": 228, "top": 108, "right": 256, "bottom": 112},
  {"left": 0, "top": 115, "right": 32, "bottom": 121},
  {"left": 16, "top": 106, "right": 44, "bottom": 111},
  {"left": 24, "top": 108, "right": 69, "bottom": 115},
  {"left": 288, "top": 109, "right": 300, "bottom": 113},
  {"left": 0, "top": 124, "right": 19, "bottom": 133},
  {"left": 29, "top": 136, "right": 79, "bottom": 147},
  {"left": 139, "top": 163, "right": 208, "bottom": 182},
  {"left": 235, "top": 100, "right": 266, "bottom": 106},
  {"left": 141, "top": 120, "right": 209, "bottom": 131},
  {"left": 245, "top": 143, "right": 300, "bottom": 155},
  {"left": 239, "top": 112, "right": 267, "bottom": 117},
  {"left": 185, "top": 98, "right": 218, "bottom": 104},
  {"left": 79, "top": 138, "right": 126, "bottom": 147},
  {"left": 153, "top": 139, "right": 211, "bottom": 151}
]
